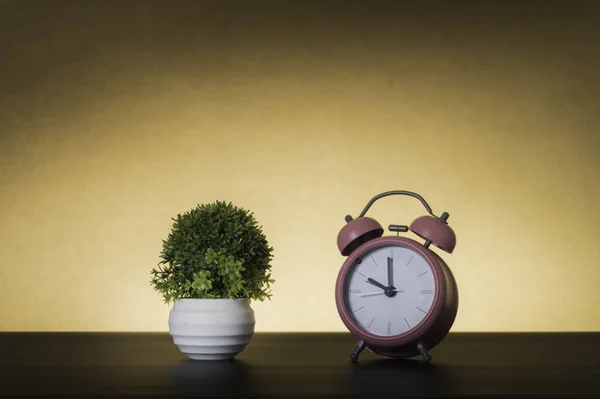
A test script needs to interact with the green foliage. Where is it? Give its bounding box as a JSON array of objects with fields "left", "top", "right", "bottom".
[{"left": 150, "top": 201, "right": 274, "bottom": 304}]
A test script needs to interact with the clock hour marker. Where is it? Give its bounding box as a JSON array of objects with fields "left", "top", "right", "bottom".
[
  {"left": 371, "top": 256, "right": 378, "bottom": 266},
  {"left": 406, "top": 256, "right": 413, "bottom": 266},
  {"left": 416, "top": 306, "right": 427, "bottom": 314},
  {"left": 387, "top": 321, "right": 392, "bottom": 335},
  {"left": 404, "top": 318, "right": 411, "bottom": 329},
  {"left": 421, "top": 290, "right": 433, "bottom": 294},
  {"left": 368, "top": 317, "right": 375, "bottom": 328},
  {"left": 353, "top": 306, "right": 364, "bottom": 313},
  {"left": 355, "top": 270, "right": 366, "bottom": 277},
  {"left": 390, "top": 249, "right": 394, "bottom": 259},
  {"left": 349, "top": 289, "right": 362, "bottom": 294},
  {"left": 417, "top": 270, "right": 429, "bottom": 277}
]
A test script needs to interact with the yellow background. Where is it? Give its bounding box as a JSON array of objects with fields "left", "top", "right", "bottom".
[{"left": 1, "top": 1, "right": 599, "bottom": 332}]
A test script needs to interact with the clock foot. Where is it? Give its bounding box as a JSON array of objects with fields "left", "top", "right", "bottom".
[
  {"left": 350, "top": 340, "right": 366, "bottom": 362},
  {"left": 416, "top": 341, "right": 432, "bottom": 363}
]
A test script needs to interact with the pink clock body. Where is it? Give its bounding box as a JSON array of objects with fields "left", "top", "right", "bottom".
[{"left": 334, "top": 191, "right": 459, "bottom": 363}]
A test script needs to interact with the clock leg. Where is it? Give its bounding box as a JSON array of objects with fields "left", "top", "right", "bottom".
[
  {"left": 350, "top": 340, "right": 366, "bottom": 362},
  {"left": 416, "top": 341, "right": 432, "bottom": 363}
]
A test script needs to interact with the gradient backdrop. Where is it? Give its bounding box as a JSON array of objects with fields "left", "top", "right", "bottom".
[{"left": 1, "top": 0, "right": 599, "bottom": 332}]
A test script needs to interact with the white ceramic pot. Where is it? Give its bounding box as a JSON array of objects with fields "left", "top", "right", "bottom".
[{"left": 168, "top": 298, "right": 255, "bottom": 360}]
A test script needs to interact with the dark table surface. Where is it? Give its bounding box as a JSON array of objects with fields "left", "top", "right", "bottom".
[{"left": 0, "top": 332, "right": 598, "bottom": 398}]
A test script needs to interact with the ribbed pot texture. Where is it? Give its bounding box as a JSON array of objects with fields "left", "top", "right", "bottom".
[{"left": 168, "top": 298, "right": 255, "bottom": 360}]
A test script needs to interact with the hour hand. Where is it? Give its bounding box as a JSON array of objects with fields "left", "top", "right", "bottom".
[{"left": 366, "top": 278, "right": 387, "bottom": 291}]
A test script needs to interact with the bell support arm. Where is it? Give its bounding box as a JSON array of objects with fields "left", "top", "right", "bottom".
[{"left": 346, "top": 190, "right": 449, "bottom": 223}]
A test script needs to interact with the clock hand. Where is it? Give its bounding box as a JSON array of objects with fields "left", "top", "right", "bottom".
[
  {"left": 360, "top": 289, "right": 403, "bottom": 297},
  {"left": 366, "top": 278, "right": 387, "bottom": 291},
  {"left": 387, "top": 256, "right": 393, "bottom": 287},
  {"left": 367, "top": 277, "right": 399, "bottom": 298}
]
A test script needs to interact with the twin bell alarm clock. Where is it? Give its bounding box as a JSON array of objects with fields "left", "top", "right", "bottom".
[{"left": 335, "top": 190, "right": 458, "bottom": 363}]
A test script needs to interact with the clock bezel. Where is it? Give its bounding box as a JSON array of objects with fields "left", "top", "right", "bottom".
[{"left": 335, "top": 236, "right": 446, "bottom": 348}]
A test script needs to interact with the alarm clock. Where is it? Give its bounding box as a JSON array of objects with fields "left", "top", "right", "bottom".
[{"left": 335, "top": 190, "right": 458, "bottom": 363}]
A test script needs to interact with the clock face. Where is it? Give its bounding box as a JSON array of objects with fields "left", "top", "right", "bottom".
[{"left": 342, "top": 244, "right": 436, "bottom": 337}]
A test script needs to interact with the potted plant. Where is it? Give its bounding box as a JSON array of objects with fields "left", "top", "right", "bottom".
[{"left": 150, "top": 200, "right": 274, "bottom": 360}]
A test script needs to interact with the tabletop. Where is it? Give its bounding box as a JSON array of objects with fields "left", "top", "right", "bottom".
[{"left": 0, "top": 332, "right": 598, "bottom": 398}]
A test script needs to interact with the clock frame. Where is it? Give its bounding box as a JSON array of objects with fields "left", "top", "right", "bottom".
[{"left": 334, "top": 190, "right": 459, "bottom": 363}]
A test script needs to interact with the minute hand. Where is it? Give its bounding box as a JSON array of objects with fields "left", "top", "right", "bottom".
[{"left": 387, "top": 256, "right": 393, "bottom": 287}]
